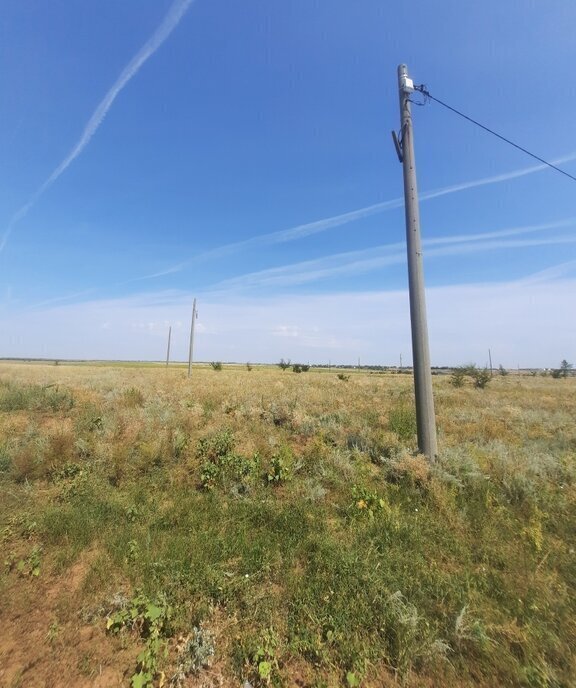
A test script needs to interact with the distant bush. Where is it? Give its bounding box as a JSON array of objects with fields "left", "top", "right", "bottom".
[
  {"left": 498, "top": 364, "right": 508, "bottom": 376},
  {"left": 278, "top": 358, "right": 291, "bottom": 371},
  {"left": 292, "top": 364, "right": 310, "bottom": 373},
  {"left": 471, "top": 368, "right": 491, "bottom": 389},
  {"left": 449, "top": 364, "right": 491, "bottom": 390},
  {"left": 210, "top": 361, "right": 223, "bottom": 371},
  {"left": 450, "top": 368, "right": 466, "bottom": 388}
]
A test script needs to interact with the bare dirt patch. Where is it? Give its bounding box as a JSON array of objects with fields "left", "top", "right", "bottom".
[{"left": 0, "top": 554, "right": 133, "bottom": 688}]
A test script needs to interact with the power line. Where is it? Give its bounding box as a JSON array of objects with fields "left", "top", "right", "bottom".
[{"left": 414, "top": 85, "right": 576, "bottom": 184}]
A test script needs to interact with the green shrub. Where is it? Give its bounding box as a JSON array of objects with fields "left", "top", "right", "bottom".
[
  {"left": 450, "top": 368, "right": 466, "bottom": 387},
  {"left": 472, "top": 368, "right": 491, "bottom": 389},
  {"left": 388, "top": 405, "right": 417, "bottom": 442}
]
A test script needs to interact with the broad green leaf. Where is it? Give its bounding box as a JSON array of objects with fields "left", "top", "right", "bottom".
[
  {"left": 146, "top": 604, "right": 162, "bottom": 622},
  {"left": 258, "top": 660, "right": 272, "bottom": 679}
]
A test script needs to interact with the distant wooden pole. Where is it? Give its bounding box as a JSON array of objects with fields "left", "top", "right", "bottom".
[
  {"left": 187, "top": 299, "right": 197, "bottom": 377},
  {"left": 166, "top": 326, "right": 172, "bottom": 367},
  {"left": 488, "top": 348, "right": 493, "bottom": 377}
]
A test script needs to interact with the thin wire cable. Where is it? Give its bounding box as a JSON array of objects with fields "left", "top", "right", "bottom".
[{"left": 415, "top": 85, "right": 576, "bottom": 184}]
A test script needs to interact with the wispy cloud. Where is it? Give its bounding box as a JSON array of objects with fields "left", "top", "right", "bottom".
[
  {"left": 2, "top": 274, "right": 575, "bottom": 366},
  {"left": 151, "top": 152, "right": 576, "bottom": 275},
  {"left": 27, "top": 288, "right": 99, "bottom": 310},
  {"left": 516, "top": 259, "right": 576, "bottom": 285},
  {"left": 209, "top": 219, "right": 576, "bottom": 290},
  {"left": 0, "top": 0, "right": 194, "bottom": 254}
]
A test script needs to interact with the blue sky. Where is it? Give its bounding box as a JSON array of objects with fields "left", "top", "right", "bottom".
[{"left": 1, "top": 0, "right": 575, "bottom": 366}]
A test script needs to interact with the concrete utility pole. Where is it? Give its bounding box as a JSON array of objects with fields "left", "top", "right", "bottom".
[
  {"left": 166, "top": 326, "right": 172, "bottom": 367},
  {"left": 187, "top": 298, "right": 197, "bottom": 377},
  {"left": 393, "top": 64, "right": 438, "bottom": 460}
]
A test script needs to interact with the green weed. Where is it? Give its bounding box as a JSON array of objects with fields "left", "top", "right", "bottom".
[{"left": 107, "top": 592, "right": 173, "bottom": 688}]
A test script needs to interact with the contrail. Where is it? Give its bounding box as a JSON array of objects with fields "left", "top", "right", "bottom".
[
  {"left": 176, "top": 151, "right": 576, "bottom": 266},
  {"left": 208, "top": 217, "right": 576, "bottom": 291},
  {"left": 0, "top": 0, "right": 194, "bottom": 253}
]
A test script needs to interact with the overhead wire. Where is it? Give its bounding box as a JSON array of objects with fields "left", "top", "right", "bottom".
[{"left": 413, "top": 85, "right": 576, "bottom": 184}]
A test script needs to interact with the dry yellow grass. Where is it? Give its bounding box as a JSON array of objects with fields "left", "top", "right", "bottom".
[{"left": 0, "top": 361, "right": 575, "bottom": 687}]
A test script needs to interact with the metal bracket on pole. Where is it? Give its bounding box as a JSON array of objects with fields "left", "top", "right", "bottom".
[{"left": 391, "top": 130, "right": 403, "bottom": 162}]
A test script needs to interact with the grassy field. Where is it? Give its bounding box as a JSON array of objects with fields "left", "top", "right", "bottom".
[{"left": 0, "top": 361, "right": 575, "bottom": 687}]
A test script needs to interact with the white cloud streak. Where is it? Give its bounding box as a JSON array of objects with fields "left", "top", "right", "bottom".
[
  {"left": 0, "top": 0, "right": 194, "bottom": 253},
  {"left": 148, "top": 151, "right": 576, "bottom": 276},
  {"left": 209, "top": 218, "right": 576, "bottom": 290}
]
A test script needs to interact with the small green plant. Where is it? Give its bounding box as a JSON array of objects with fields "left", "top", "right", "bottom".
[
  {"left": 26, "top": 545, "right": 42, "bottom": 577},
  {"left": 251, "top": 628, "right": 279, "bottom": 686},
  {"left": 10, "top": 545, "right": 42, "bottom": 578},
  {"left": 210, "top": 361, "right": 223, "bottom": 371},
  {"left": 126, "top": 539, "right": 140, "bottom": 564},
  {"left": 125, "top": 505, "right": 140, "bottom": 523},
  {"left": 337, "top": 373, "right": 350, "bottom": 382},
  {"left": 498, "top": 364, "right": 508, "bottom": 376},
  {"left": 246, "top": 362, "right": 253, "bottom": 371},
  {"left": 350, "top": 485, "right": 387, "bottom": 519},
  {"left": 106, "top": 593, "right": 172, "bottom": 688},
  {"left": 266, "top": 447, "right": 292, "bottom": 485}
]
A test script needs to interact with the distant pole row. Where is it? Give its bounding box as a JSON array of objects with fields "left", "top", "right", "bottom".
[{"left": 163, "top": 298, "right": 197, "bottom": 375}]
